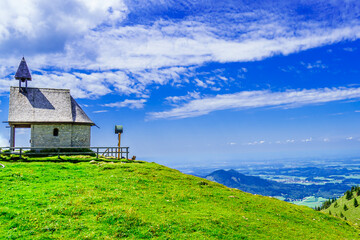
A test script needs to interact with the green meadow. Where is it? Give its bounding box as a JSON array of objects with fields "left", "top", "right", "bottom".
[
  {"left": 0, "top": 160, "right": 359, "bottom": 239},
  {"left": 322, "top": 188, "right": 360, "bottom": 226}
]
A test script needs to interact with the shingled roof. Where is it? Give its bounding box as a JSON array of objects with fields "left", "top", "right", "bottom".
[
  {"left": 15, "top": 57, "right": 32, "bottom": 81},
  {"left": 8, "top": 87, "right": 94, "bottom": 125}
]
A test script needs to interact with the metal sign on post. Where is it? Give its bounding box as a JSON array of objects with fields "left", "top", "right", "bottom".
[{"left": 115, "top": 125, "right": 123, "bottom": 159}]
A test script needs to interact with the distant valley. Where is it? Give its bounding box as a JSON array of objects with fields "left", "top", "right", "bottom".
[
  {"left": 185, "top": 158, "right": 360, "bottom": 208},
  {"left": 205, "top": 169, "right": 348, "bottom": 204}
]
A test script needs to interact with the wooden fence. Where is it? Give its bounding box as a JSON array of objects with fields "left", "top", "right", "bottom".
[{"left": 0, "top": 147, "right": 129, "bottom": 160}]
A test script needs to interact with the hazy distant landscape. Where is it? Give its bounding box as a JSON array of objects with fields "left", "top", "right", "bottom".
[{"left": 178, "top": 157, "right": 360, "bottom": 208}]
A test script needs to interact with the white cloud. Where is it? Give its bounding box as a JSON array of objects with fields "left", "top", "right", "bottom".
[
  {"left": 103, "top": 99, "right": 147, "bottom": 109},
  {"left": 343, "top": 47, "right": 356, "bottom": 52},
  {"left": 0, "top": 134, "right": 8, "bottom": 147},
  {"left": 330, "top": 112, "right": 344, "bottom": 116},
  {"left": 93, "top": 110, "right": 108, "bottom": 113},
  {"left": 286, "top": 139, "right": 295, "bottom": 143},
  {"left": 194, "top": 79, "right": 207, "bottom": 88},
  {"left": 301, "top": 137, "right": 312, "bottom": 143},
  {"left": 0, "top": 0, "right": 128, "bottom": 48},
  {"left": 16, "top": 128, "right": 29, "bottom": 135},
  {"left": 0, "top": 65, "right": 195, "bottom": 98},
  {"left": 148, "top": 86, "right": 360, "bottom": 120},
  {"left": 247, "top": 140, "right": 265, "bottom": 145},
  {"left": 0, "top": 78, "right": 11, "bottom": 93},
  {"left": 4, "top": 70, "right": 140, "bottom": 99},
  {"left": 323, "top": 138, "right": 330, "bottom": 142},
  {"left": 0, "top": 1, "right": 360, "bottom": 101},
  {"left": 346, "top": 136, "right": 353, "bottom": 140},
  {"left": 1, "top": 2, "right": 360, "bottom": 72},
  {"left": 301, "top": 60, "right": 327, "bottom": 69},
  {"left": 165, "top": 91, "right": 200, "bottom": 104},
  {"left": 211, "top": 87, "right": 221, "bottom": 91},
  {"left": 24, "top": 22, "right": 360, "bottom": 72}
]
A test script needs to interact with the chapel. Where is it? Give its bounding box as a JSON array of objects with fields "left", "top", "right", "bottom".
[{"left": 8, "top": 58, "right": 95, "bottom": 148}]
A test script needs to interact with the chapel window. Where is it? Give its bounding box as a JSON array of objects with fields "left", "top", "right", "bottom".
[{"left": 53, "top": 128, "right": 59, "bottom": 136}]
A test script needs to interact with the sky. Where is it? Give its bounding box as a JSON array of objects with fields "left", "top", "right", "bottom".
[{"left": 1, "top": 0, "right": 360, "bottom": 169}]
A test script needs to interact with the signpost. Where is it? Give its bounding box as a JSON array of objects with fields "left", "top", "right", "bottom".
[{"left": 115, "top": 125, "right": 123, "bottom": 159}]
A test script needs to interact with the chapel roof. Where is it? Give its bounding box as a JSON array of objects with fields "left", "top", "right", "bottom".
[{"left": 8, "top": 87, "right": 94, "bottom": 125}]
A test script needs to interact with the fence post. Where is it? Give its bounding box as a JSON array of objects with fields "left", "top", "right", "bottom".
[
  {"left": 19, "top": 148, "right": 22, "bottom": 158},
  {"left": 126, "top": 147, "right": 129, "bottom": 160},
  {"left": 57, "top": 148, "right": 60, "bottom": 159},
  {"left": 96, "top": 148, "right": 99, "bottom": 159}
]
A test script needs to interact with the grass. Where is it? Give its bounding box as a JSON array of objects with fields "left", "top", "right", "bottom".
[
  {"left": 0, "top": 160, "right": 359, "bottom": 239},
  {"left": 0, "top": 154, "right": 133, "bottom": 163},
  {"left": 322, "top": 191, "right": 360, "bottom": 225}
]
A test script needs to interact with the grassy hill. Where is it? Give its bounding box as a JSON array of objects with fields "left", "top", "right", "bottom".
[
  {"left": 321, "top": 187, "right": 360, "bottom": 225},
  {"left": 0, "top": 160, "right": 359, "bottom": 239}
]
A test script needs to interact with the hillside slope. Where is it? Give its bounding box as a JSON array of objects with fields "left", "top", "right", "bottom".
[
  {"left": 0, "top": 161, "right": 358, "bottom": 239},
  {"left": 322, "top": 187, "right": 360, "bottom": 225}
]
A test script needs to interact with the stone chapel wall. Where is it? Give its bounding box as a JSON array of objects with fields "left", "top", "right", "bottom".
[{"left": 31, "top": 124, "right": 91, "bottom": 148}]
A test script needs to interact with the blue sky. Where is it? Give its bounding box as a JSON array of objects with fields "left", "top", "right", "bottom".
[{"left": 1, "top": 0, "right": 360, "bottom": 168}]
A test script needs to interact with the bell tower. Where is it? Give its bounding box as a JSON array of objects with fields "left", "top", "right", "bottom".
[{"left": 15, "top": 57, "right": 32, "bottom": 92}]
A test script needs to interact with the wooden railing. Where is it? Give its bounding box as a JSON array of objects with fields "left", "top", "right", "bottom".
[{"left": 0, "top": 147, "right": 129, "bottom": 160}]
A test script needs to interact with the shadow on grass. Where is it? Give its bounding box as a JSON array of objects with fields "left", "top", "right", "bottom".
[{"left": 0, "top": 155, "right": 145, "bottom": 164}]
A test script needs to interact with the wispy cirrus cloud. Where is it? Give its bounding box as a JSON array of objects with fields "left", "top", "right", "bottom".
[
  {"left": 247, "top": 140, "right": 266, "bottom": 145},
  {"left": 148, "top": 87, "right": 360, "bottom": 120},
  {"left": 301, "top": 60, "right": 327, "bottom": 70},
  {"left": 301, "top": 137, "right": 313, "bottom": 143},
  {"left": 93, "top": 110, "right": 108, "bottom": 114},
  {"left": 165, "top": 91, "right": 200, "bottom": 105},
  {"left": 18, "top": 71, "right": 139, "bottom": 98},
  {"left": 103, "top": 99, "right": 147, "bottom": 109},
  {"left": 24, "top": 22, "right": 360, "bottom": 72}
]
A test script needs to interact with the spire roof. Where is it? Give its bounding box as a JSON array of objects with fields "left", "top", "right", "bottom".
[{"left": 15, "top": 57, "right": 32, "bottom": 81}]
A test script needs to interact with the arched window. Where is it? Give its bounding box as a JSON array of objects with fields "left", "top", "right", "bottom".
[{"left": 53, "top": 128, "right": 59, "bottom": 136}]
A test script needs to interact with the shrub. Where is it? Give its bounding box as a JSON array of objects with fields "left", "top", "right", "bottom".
[
  {"left": 198, "top": 181, "right": 209, "bottom": 186},
  {"left": 24, "top": 148, "right": 95, "bottom": 157},
  {"left": 319, "top": 199, "right": 333, "bottom": 210},
  {"left": 354, "top": 198, "right": 359, "bottom": 208},
  {"left": 344, "top": 204, "right": 348, "bottom": 211},
  {"left": 345, "top": 190, "right": 353, "bottom": 200}
]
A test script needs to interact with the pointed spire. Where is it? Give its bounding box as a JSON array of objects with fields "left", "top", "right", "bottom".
[{"left": 15, "top": 57, "right": 32, "bottom": 81}]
